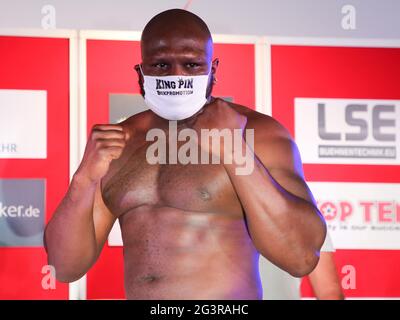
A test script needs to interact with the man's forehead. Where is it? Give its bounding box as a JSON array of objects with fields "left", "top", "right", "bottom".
[{"left": 141, "top": 35, "right": 213, "bottom": 58}]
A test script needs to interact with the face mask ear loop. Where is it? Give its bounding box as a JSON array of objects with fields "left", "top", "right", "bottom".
[
  {"left": 208, "top": 65, "right": 213, "bottom": 77},
  {"left": 139, "top": 64, "right": 145, "bottom": 77},
  {"left": 138, "top": 64, "right": 147, "bottom": 98}
]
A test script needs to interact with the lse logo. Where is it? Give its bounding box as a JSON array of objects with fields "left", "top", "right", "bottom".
[
  {"left": 318, "top": 103, "right": 396, "bottom": 141},
  {"left": 295, "top": 98, "right": 400, "bottom": 164}
]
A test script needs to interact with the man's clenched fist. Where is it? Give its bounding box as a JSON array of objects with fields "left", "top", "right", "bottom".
[{"left": 76, "top": 124, "right": 128, "bottom": 183}]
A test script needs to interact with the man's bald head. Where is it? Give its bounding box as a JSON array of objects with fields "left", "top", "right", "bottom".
[
  {"left": 137, "top": 9, "right": 218, "bottom": 98},
  {"left": 140, "top": 9, "right": 213, "bottom": 61},
  {"left": 141, "top": 9, "right": 212, "bottom": 45}
]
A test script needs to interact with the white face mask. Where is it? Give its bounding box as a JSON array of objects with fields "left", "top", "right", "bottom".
[{"left": 140, "top": 65, "right": 211, "bottom": 121}]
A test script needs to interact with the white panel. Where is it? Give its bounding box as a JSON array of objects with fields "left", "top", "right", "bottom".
[
  {"left": 309, "top": 182, "right": 400, "bottom": 250},
  {"left": 0, "top": 89, "right": 47, "bottom": 159},
  {"left": 295, "top": 98, "right": 400, "bottom": 165},
  {"left": 108, "top": 219, "right": 123, "bottom": 246}
]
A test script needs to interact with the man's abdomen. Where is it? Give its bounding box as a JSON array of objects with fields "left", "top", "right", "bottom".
[{"left": 120, "top": 206, "right": 262, "bottom": 300}]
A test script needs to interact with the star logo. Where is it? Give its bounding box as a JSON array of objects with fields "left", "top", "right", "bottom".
[{"left": 320, "top": 202, "right": 337, "bottom": 220}]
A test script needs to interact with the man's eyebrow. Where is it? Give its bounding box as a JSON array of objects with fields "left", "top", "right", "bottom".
[
  {"left": 147, "top": 55, "right": 207, "bottom": 63},
  {"left": 146, "top": 45, "right": 206, "bottom": 56}
]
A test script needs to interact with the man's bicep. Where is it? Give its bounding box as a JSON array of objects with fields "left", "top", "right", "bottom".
[
  {"left": 93, "top": 182, "right": 117, "bottom": 257},
  {"left": 268, "top": 167, "right": 317, "bottom": 206},
  {"left": 257, "top": 134, "right": 317, "bottom": 205}
]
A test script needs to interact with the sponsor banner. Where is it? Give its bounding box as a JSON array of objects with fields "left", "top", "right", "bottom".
[
  {"left": 309, "top": 182, "right": 400, "bottom": 250},
  {"left": 295, "top": 98, "right": 400, "bottom": 165},
  {"left": 0, "top": 179, "right": 46, "bottom": 247},
  {"left": 0, "top": 89, "right": 47, "bottom": 159}
]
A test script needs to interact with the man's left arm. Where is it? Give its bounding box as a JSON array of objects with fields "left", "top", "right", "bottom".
[{"left": 224, "top": 116, "right": 326, "bottom": 277}]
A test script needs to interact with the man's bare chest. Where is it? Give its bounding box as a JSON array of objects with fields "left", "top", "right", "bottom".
[{"left": 101, "top": 141, "right": 242, "bottom": 218}]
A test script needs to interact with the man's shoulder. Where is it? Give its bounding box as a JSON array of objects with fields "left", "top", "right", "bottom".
[
  {"left": 119, "top": 109, "right": 154, "bottom": 134},
  {"left": 223, "top": 99, "right": 301, "bottom": 168},
  {"left": 222, "top": 99, "right": 292, "bottom": 141}
]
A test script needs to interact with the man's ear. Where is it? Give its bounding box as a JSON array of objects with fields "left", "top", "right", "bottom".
[
  {"left": 212, "top": 58, "right": 219, "bottom": 78},
  {"left": 134, "top": 64, "right": 145, "bottom": 96},
  {"left": 134, "top": 64, "right": 142, "bottom": 79}
]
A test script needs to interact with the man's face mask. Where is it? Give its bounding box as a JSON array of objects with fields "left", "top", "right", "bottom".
[{"left": 140, "top": 65, "right": 211, "bottom": 121}]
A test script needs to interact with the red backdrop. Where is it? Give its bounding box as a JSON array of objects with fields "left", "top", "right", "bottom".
[
  {"left": 0, "top": 36, "right": 70, "bottom": 299},
  {"left": 270, "top": 44, "right": 400, "bottom": 298}
]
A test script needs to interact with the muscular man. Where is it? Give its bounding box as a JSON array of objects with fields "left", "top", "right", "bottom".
[{"left": 44, "top": 9, "right": 326, "bottom": 300}]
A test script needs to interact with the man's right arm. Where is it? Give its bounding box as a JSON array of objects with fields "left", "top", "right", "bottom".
[{"left": 44, "top": 124, "right": 127, "bottom": 282}]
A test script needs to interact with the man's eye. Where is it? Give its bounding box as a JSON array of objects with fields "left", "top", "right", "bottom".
[
  {"left": 186, "top": 63, "right": 199, "bottom": 68},
  {"left": 154, "top": 63, "right": 168, "bottom": 69}
]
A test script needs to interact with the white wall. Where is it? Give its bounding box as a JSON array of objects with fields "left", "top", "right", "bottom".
[{"left": 0, "top": 0, "right": 399, "bottom": 38}]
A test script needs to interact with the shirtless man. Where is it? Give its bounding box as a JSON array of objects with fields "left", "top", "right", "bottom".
[{"left": 44, "top": 9, "right": 326, "bottom": 300}]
